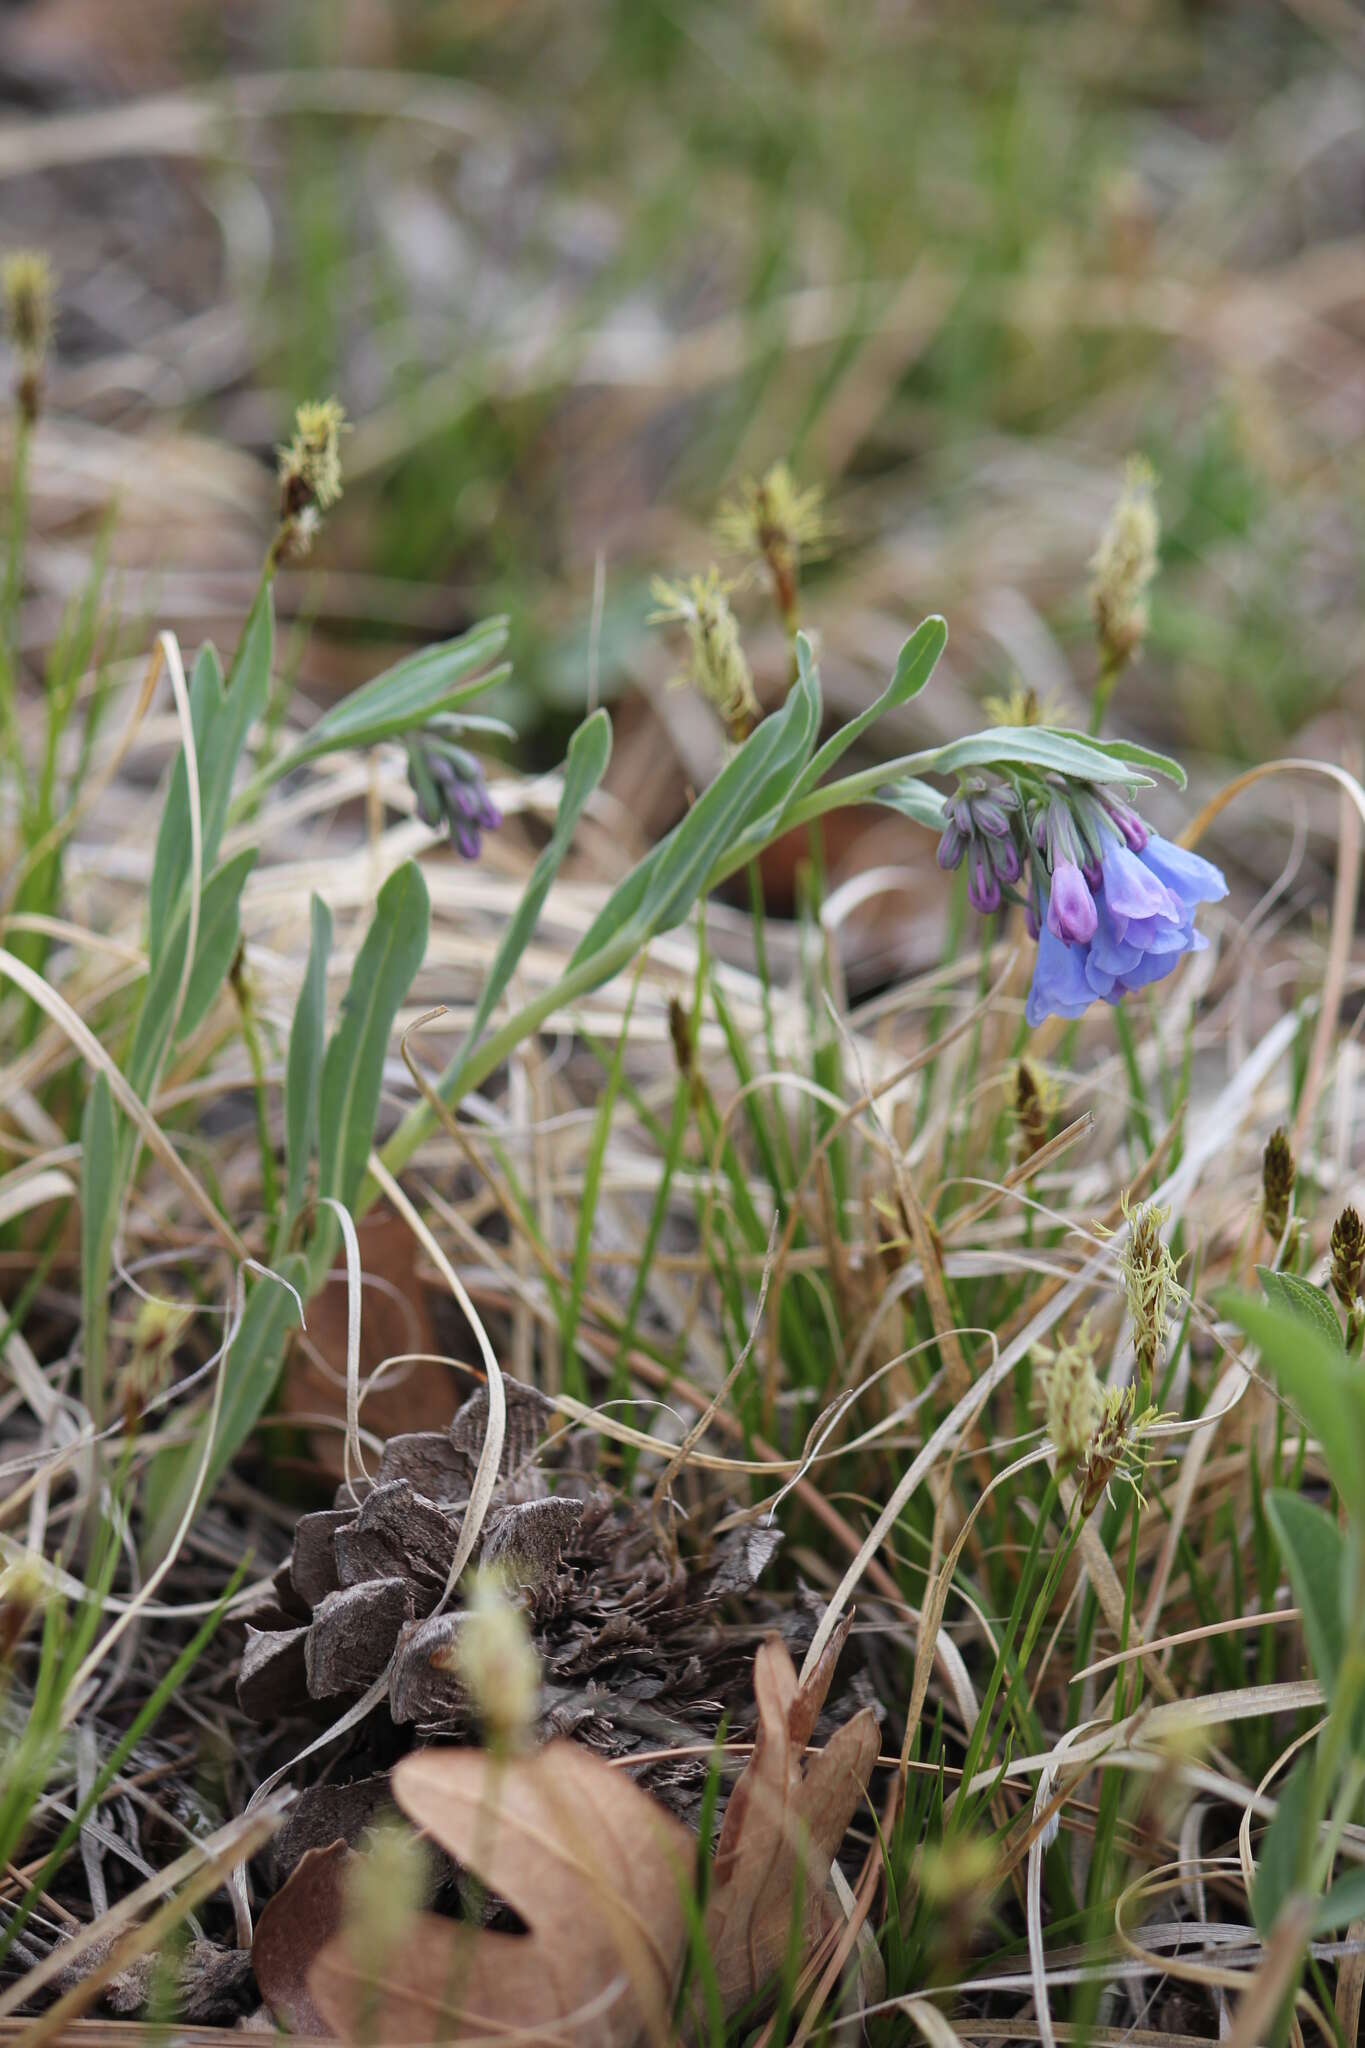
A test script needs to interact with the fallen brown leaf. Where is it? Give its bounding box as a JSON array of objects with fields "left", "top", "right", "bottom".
[
  {"left": 252, "top": 1839, "right": 353, "bottom": 2038},
  {"left": 702, "top": 1616, "right": 878, "bottom": 2020},
  {"left": 307, "top": 1740, "right": 695, "bottom": 2048}
]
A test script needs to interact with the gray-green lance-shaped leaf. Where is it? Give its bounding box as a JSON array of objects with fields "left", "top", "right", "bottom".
[
  {"left": 128, "top": 850, "right": 258, "bottom": 1101},
  {"left": 874, "top": 775, "right": 950, "bottom": 831},
  {"left": 317, "top": 861, "right": 430, "bottom": 1210},
  {"left": 284, "top": 894, "right": 333, "bottom": 1227},
  {"left": 268, "top": 617, "right": 509, "bottom": 778},
  {"left": 793, "top": 616, "right": 946, "bottom": 803},
  {"left": 920, "top": 724, "right": 1180, "bottom": 790},
  {"left": 148, "top": 588, "right": 273, "bottom": 957},
  {"left": 79, "top": 1072, "right": 118, "bottom": 1424}
]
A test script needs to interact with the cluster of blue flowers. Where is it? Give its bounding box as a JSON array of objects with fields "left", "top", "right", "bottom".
[{"left": 937, "top": 775, "right": 1226, "bottom": 1025}]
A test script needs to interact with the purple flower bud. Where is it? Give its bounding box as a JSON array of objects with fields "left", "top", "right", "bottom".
[
  {"left": 1046, "top": 859, "right": 1098, "bottom": 945},
  {"left": 1082, "top": 857, "right": 1102, "bottom": 893},
  {"left": 1099, "top": 791, "right": 1149, "bottom": 851},
  {"left": 993, "top": 834, "right": 1022, "bottom": 885},
  {"left": 973, "top": 798, "right": 1013, "bottom": 839},
  {"left": 937, "top": 822, "right": 966, "bottom": 871},
  {"left": 454, "top": 821, "right": 482, "bottom": 860},
  {"left": 968, "top": 847, "right": 1002, "bottom": 914}
]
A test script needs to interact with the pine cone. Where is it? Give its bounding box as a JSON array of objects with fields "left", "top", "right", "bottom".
[{"left": 235, "top": 1377, "right": 785, "bottom": 1832}]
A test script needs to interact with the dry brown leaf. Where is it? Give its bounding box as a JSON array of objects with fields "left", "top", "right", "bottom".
[
  {"left": 252, "top": 1839, "right": 354, "bottom": 2038},
  {"left": 702, "top": 1615, "right": 879, "bottom": 2019},
  {"left": 307, "top": 1740, "right": 695, "bottom": 2048}
]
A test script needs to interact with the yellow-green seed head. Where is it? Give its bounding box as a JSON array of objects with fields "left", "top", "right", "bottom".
[
  {"left": 1115, "top": 1194, "right": 1185, "bottom": 1368},
  {"left": 2, "top": 250, "right": 55, "bottom": 362},
  {"left": 649, "top": 567, "right": 760, "bottom": 739},
  {"left": 277, "top": 396, "right": 347, "bottom": 521},
  {"left": 716, "top": 460, "right": 825, "bottom": 563},
  {"left": 1090, "top": 456, "right": 1159, "bottom": 666},
  {"left": 342, "top": 1820, "right": 429, "bottom": 1977},
  {"left": 444, "top": 1570, "right": 540, "bottom": 1746},
  {"left": 1079, "top": 1383, "right": 1161, "bottom": 1516},
  {"left": 1042, "top": 1316, "right": 1104, "bottom": 1465}
]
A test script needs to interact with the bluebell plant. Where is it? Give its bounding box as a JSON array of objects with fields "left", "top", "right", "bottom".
[{"left": 936, "top": 769, "right": 1227, "bottom": 1025}]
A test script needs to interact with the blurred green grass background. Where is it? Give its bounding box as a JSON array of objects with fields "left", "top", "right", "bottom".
[{"left": 4, "top": 0, "right": 1364, "bottom": 789}]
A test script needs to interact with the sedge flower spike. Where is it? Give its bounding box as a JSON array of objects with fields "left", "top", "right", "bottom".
[
  {"left": 1114, "top": 1195, "right": 1185, "bottom": 1369},
  {"left": 1091, "top": 455, "right": 1158, "bottom": 668},
  {"left": 650, "top": 568, "right": 760, "bottom": 740},
  {"left": 1041, "top": 1317, "right": 1104, "bottom": 1465}
]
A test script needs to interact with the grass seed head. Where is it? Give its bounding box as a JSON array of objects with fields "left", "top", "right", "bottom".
[
  {"left": 445, "top": 1569, "right": 540, "bottom": 1748},
  {"left": 1114, "top": 1194, "right": 1185, "bottom": 1370},
  {"left": 1079, "top": 1384, "right": 1161, "bottom": 1517},
  {"left": 716, "top": 460, "right": 825, "bottom": 628},
  {"left": 343, "top": 1819, "right": 429, "bottom": 1976},
  {"left": 649, "top": 567, "right": 759, "bottom": 739},
  {"left": 1330, "top": 1205, "right": 1364, "bottom": 1309},
  {"left": 1091, "top": 455, "right": 1158, "bottom": 668},
  {"left": 3, "top": 250, "right": 55, "bottom": 362},
  {"left": 275, "top": 396, "right": 348, "bottom": 556},
  {"left": 1261, "top": 1126, "right": 1296, "bottom": 1245},
  {"left": 1041, "top": 1316, "right": 1104, "bottom": 1465},
  {"left": 0, "top": 1555, "right": 49, "bottom": 1664}
]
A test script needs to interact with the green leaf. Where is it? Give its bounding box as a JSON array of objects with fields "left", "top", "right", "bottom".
[
  {"left": 269, "top": 617, "right": 509, "bottom": 777},
  {"left": 284, "top": 894, "right": 333, "bottom": 1226},
  {"left": 1072, "top": 733, "right": 1187, "bottom": 789},
  {"left": 463, "top": 709, "right": 610, "bottom": 1056},
  {"left": 317, "top": 861, "right": 430, "bottom": 1209},
  {"left": 148, "top": 588, "right": 274, "bottom": 959},
  {"left": 1265, "top": 1490, "right": 1346, "bottom": 1693},
  {"left": 79, "top": 1073, "right": 118, "bottom": 1425},
  {"left": 141, "top": 1256, "right": 307, "bottom": 1568},
  {"left": 873, "top": 775, "right": 949, "bottom": 831},
  {"left": 1251, "top": 1750, "right": 1314, "bottom": 1937},
  {"left": 1258, "top": 1267, "right": 1345, "bottom": 1353},
  {"left": 148, "top": 641, "right": 223, "bottom": 959},
  {"left": 568, "top": 642, "right": 821, "bottom": 979},
  {"left": 921, "top": 724, "right": 1168, "bottom": 788},
  {"left": 128, "top": 851, "right": 258, "bottom": 1099},
  {"left": 177, "top": 847, "right": 257, "bottom": 1043},
  {"left": 794, "top": 616, "right": 946, "bottom": 801},
  {"left": 1312, "top": 1864, "right": 1365, "bottom": 1935},
  {"left": 1224, "top": 1291, "right": 1365, "bottom": 1523}
]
